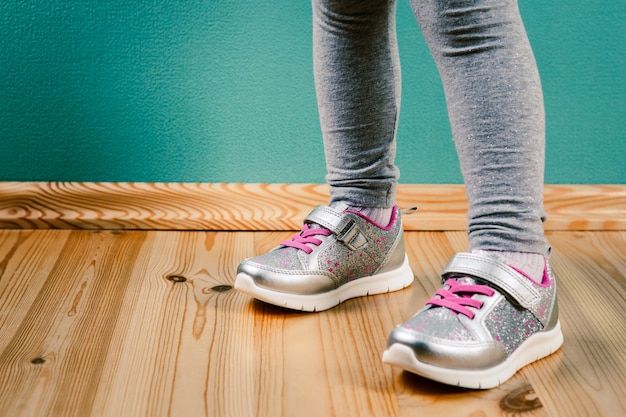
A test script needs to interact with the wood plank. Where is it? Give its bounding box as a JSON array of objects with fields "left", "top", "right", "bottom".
[
  {"left": 0, "top": 182, "right": 624, "bottom": 231},
  {"left": 89, "top": 231, "right": 258, "bottom": 417},
  {"left": 0, "top": 230, "right": 71, "bottom": 352},
  {"left": 0, "top": 230, "right": 624, "bottom": 416},
  {"left": 0, "top": 230, "right": 148, "bottom": 417}
]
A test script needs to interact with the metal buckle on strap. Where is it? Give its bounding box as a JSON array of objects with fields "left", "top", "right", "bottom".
[
  {"left": 305, "top": 205, "right": 368, "bottom": 250},
  {"left": 336, "top": 218, "right": 367, "bottom": 250}
]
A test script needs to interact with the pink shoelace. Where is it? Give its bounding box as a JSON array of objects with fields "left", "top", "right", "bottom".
[
  {"left": 281, "top": 224, "right": 332, "bottom": 255},
  {"left": 426, "top": 278, "right": 495, "bottom": 319}
]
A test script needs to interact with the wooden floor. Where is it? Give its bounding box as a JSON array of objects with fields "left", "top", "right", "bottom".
[{"left": 0, "top": 229, "right": 624, "bottom": 417}]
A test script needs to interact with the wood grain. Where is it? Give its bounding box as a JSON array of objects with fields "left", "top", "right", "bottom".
[
  {"left": 0, "top": 230, "right": 148, "bottom": 416},
  {"left": 0, "top": 182, "right": 624, "bottom": 231},
  {"left": 0, "top": 229, "right": 624, "bottom": 417},
  {"left": 528, "top": 231, "right": 626, "bottom": 417}
]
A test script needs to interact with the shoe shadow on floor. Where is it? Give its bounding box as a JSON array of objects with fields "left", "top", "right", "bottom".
[{"left": 397, "top": 371, "right": 545, "bottom": 414}]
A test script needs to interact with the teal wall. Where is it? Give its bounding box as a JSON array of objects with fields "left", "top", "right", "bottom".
[{"left": 1, "top": 1, "right": 624, "bottom": 184}]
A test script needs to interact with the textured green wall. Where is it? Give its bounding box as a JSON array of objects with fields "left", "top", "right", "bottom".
[{"left": 1, "top": 1, "right": 624, "bottom": 184}]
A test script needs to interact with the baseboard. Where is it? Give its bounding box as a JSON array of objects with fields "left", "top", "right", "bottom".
[{"left": 0, "top": 182, "right": 624, "bottom": 231}]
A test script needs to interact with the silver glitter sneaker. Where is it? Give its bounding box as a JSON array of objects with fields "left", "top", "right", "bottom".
[
  {"left": 235, "top": 204, "right": 414, "bottom": 312},
  {"left": 383, "top": 251, "right": 563, "bottom": 389}
]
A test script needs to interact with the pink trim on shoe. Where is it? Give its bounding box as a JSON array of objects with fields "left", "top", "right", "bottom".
[
  {"left": 507, "top": 263, "right": 551, "bottom": 287},
  {"left": 344, "top": 205, "right": 398, "bottom": 230}
]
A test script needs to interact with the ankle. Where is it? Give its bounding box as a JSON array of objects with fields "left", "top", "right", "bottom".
[
  {"left": 344, "top": 206, "right": 394, "bottom": 227},
  {"left": 477, "top": 250, "right": 546, "bottom": 284}
]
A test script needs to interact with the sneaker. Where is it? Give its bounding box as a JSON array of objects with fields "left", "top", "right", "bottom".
[
  {"left": 382, "top": 251, "right": 563, "bottom": 389},
  {"left": 235, "top": 204, "right": 414, "bottom": 312}
]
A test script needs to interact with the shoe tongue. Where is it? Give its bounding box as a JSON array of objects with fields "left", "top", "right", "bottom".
[{"left": 452, "top": 276, "right": 479, "bottom": 286}]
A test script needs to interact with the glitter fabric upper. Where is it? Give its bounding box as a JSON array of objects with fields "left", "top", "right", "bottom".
[
  {"left": 484, "top": 299, "right": 543, "bottom": 355},
  {"left": 402, "top": 305, "right": 474, "bottom": 342}
]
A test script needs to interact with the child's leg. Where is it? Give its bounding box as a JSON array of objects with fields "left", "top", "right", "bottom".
[
  {"left": 411, "top": 0, "right": 548, "bottom": 256},
  {"left": 383, "top": 0, "right": 561, "bottom": 389},
  {"left": 313, "top": 0, "right": 401, "bottom": 213},
  {"left": 235, "top": 0, "right": 411, "bottom": 312}
]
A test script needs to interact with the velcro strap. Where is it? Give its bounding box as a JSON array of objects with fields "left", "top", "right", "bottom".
[
  {"left": 442, "top": 252, "right": 540, "bottom": 309},
  {"left": 305, "top": 205, "right": 367, "bottom": 250}
]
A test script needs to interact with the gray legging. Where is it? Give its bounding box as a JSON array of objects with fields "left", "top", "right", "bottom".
[{"left": 313, "top": 0, "right": 548, "bottom": 255}]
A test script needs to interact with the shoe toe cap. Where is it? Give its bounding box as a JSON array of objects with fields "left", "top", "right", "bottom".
[
  {"left": 237, "top": 261, "right": 337, "bottom": 295},
  {"left": 388, "top": 326, "right": 507, "bottom": 370}
]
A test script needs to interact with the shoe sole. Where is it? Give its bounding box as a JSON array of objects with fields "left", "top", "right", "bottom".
[
  {"left": 382, "top": 320, "right": 563, "bottom": 389},
  {"left": 234, "top": 255, "right": 414, "bottom": 312}
]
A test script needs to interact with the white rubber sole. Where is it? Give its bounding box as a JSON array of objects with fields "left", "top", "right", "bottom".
[
  {"left": 234, "top": 255, "right": 414, "bottom": 312},
  {"left": 382, "top": 320, "right": 563, "bottom": 389}
]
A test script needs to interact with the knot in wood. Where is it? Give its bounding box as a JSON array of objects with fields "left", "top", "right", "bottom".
[
  {"left": 211, "top": 285, "right": 233, "bottom": 292},
  {"left": 499, "top": 383, "right": 542, "bottom": 412},
  {"left": 167, "top": 275, "right": 187, "bottom": 283}
]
